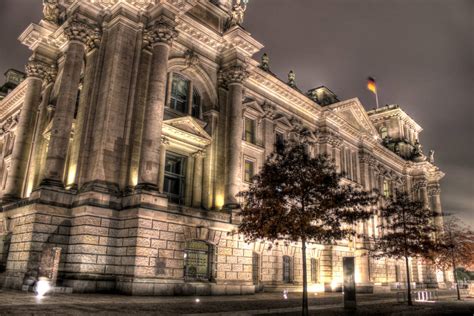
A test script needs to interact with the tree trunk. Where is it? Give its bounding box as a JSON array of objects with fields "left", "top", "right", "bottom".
[
  {"left": 404, "top": 255, "right": 412, "bottom": 306},
  {"left": 452, "top": 255, "right": 461, "bottom": 300},
  {"left": 302, "top": 239, "right": 309, "bottom": 316}
]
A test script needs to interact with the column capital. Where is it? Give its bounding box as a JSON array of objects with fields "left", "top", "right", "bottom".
[
  {"left": 219, "top": 64, "right": 249, "bottom": 87},
  {"left": 428, "top": 184, "right": 441, "bottom": 196},
  {"left": 318, "top": 132, "right": 342, "bottom": 148},
  {"left": 25, "top": 59, "right": 50, "bottom": 80},
  {"left": 192, "top": 150, "right": 206, "bottom": 159},
  {"left": 45, "top": 64, "right": 58, "bottom": 84},
  {"left": 64, "top": 20, "right": 101, "bottom": 48},
  {"left": 143, "top": 17, "right": 178, "bottom": 49}
]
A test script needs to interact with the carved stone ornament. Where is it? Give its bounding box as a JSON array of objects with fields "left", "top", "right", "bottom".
[
  {"left": 412, "top": 179, "right": 428, "bottom": 192},
  {"left": 143, "top": 17, "right": 178, "bottom": 49},
  {"left": 319, "top": 132, "right": 342, "bottom": 148},
  {"left": 43, "top": 0, "right": 60, "bottom": 24},
  {"left": 428, "top": 184, "right": 441, "bottom": 196},
  {"left": 184, "top": 50, "right": 200, "bottom": 69},
  {"left": 64, "top": 21, "right": 100, "bottom": 45},
  {"left": 260, "top": 53, "right": 270, "bottom": 71},
  {"left": 25, "top": 58, "right": 50, "bottom": 80},
  {"left": 45, "top": 64, "right": 58, "bottom": 84},
  {"left": 226, "top": 0, "right": 249, "bottom": 29},
  {"left": 219, "top": 64, "right": 249, "bottom": 87},
  {"left": 288, "top": 70, "right": 297, "bottom": 89}
]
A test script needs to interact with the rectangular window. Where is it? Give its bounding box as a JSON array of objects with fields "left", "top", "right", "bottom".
[
  {"left": 163, "top": 152, "right": 187, "bottom": 204},
  {"left": 283, "top": 256, "right": 292, "bottom": 283},
  {"left": 252, "top": 252, "right": 260, "bottom": 285},
  {"left": 275, "top": 132, "right": 285, "bottom": 151},
  {"left": 244, "top": 117, "right": 256, "bottom": 144},
  {"left": 170, "top": 74, "right": 189, "bottom": 114},
  {"left": 244, "top": 160, "right": 255, "bottom": 183},
  {"left": 184, "top": 241, "right": 211, "bottom": 281},
  {"left": 311, "top": 258, "right": 319, "bottom": 283}
]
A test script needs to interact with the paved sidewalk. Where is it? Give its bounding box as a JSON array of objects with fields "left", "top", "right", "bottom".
[{"left": 0, "top": 289, "right": 472, "bottom": 315}]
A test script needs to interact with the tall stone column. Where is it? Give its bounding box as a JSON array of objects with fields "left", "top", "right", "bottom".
[
  {"left": 41, "top": 21, "right": 94, "bottom": 187},
  {"left": 221, "top": 64, "right": 249, "bottom": 207},
  {"left": 2, "top": 59, "right": 49, "bottom": 200},
  {"left": 192, "top": 151, "right": 205, "bottom": 208},
  {"left": 26, "top": 66, "right": 57, "bottom": 194},
  {"left": 137, "top": 18, "right": 177, "bottom": 191},
  {"left": 428, "top": 183, "right": 443, "bottom": 231},
  {"left": 67, "top": 31, "right": 101, "bottom": 189}
]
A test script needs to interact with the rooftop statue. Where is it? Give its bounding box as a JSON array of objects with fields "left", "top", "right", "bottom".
[{"left": 227, "top": 0, "right": 249, "bottom": 29}]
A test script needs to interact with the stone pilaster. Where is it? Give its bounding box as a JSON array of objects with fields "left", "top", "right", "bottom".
[
  {"left": 220, "top": 64, "right": 249, "bottom": 207},
  {"left": 262, "top": 104, "right": 275, "bottom": 159},
  {"left": 137, "top": 17, "right": 178, "bottom": 191},
  {"left": 192, "top": 150, "right": 205, "bottom": 208},
  {"left": 41, "top": 21, "right": 95, "bottom": 187},
  {"left": 2, "top": 59, "right": 49, "bottom": 201}
]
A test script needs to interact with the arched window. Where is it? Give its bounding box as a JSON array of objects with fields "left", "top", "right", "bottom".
[
  {"left": 283, "top": 255, "right": 292, "bottom": 283},
  {"left": 168, "top": 73, "right": 202, "bottom": 119},
  {"left": 184, "top": 240, "right": 213, "bottom": 281},
  {"left": 380, "top": 126, "right": 388, "bottom": 139}
]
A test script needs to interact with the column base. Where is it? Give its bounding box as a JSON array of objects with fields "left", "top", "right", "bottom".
[
  {"left": 39, "top": 178, "right": 65, "bottom": 189},
  {"left": 122, "top": 188, "right": 168, "bottom": 211},
  {"left": 135, "top": 183, "right": 160, "bottom": 192},
  {"left": 0, "top": 194, "right": 21, "bottom": 205}
]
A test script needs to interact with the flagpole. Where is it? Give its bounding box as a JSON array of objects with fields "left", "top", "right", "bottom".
[{"left": 375, "top": 90, "right": 380, "bottom": 109}]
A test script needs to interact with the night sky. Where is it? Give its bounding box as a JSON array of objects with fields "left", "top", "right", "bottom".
[{"left": 0, "top": 0, "right": 472, "bottom": 226}]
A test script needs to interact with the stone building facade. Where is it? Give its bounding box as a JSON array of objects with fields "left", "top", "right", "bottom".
[{"left": 0, "top": 0, "right": 449, "bottom": 295}]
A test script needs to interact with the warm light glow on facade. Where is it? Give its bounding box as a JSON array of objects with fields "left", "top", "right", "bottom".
[
  {"left": 215, "top": 194, "right": 224, "bottom": 209},
  {"left": 66, "top": 164, "right": 77, "bottom": 187}
]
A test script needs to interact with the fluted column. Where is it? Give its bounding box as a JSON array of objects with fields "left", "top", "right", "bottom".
[
  {"left": 2, "top": 59, "right": 49, "bottom": 200},
  {"left": 221, "top": 64, "right": 249, "bottom": 207},
  {"left": 192, "top": 150, "right": 205, "bottom": 208},
  {"left": 41, "top": 21, "right": 95, "bottom": 187},
  {"left": 137, "top": 18, "right": 177, "bottom": 191}
]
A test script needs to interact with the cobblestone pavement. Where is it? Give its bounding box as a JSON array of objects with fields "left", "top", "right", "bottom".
[{"left": 0, "top": 289, "right": 472, "bottom": 315}]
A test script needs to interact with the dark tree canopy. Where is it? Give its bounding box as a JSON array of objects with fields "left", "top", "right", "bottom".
[
  {"left": 238, "top": 136, "right": 378, "bottom": 245},
  {"left": 371, "top": 190, "right": 438, "bottom": 259}
]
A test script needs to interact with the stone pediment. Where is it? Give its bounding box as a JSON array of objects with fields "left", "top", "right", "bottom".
[
  {"left": 329, "top": 99, "right": 378, "bottom": 136},
  {"left": 163, "top": 116, "right": 211, "bottom": 148}
]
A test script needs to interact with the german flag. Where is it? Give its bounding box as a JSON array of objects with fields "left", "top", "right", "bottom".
[{"left": 367, "top": 77, "right": 377, "bottom": 94}]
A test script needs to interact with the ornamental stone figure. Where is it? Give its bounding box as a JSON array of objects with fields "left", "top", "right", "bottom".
[
  {"left": 227, "top": 0, "right": 249, "bottom": 29},
  {"left": 428, "top": 149, "right": 435, "bottom": 163},
  {"left": 43, "top": 0, "right": 60, "bottom": 24},
  {"left": 288, "top": 70, "right": 297, "bottom": 88},
  {"left": 260, "top": 53, "right": 270, "bottom": 71}
]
